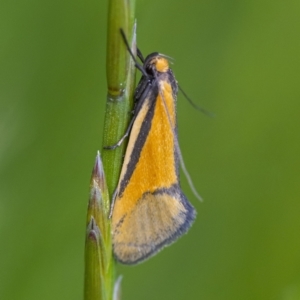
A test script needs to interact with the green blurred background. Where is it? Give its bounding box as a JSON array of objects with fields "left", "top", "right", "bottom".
[{"left": 1, "top": 0, "right": 300, "bottom": 299}]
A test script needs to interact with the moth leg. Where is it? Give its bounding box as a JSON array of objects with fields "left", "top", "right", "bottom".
[
  {"left": 103, "top": 115, "right": 136, "bottom": 150},
  {"left": 108, "top": 189, "right": 118, "bottom": 218},
  {"left": 137, "top": 48, "right": 145, "bottom": 62}
]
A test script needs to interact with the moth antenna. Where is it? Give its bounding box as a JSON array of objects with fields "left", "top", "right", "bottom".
[
  {"left": 175, "top": 138, "right": 203, "bottom": 202},
  {"left": 120, "top": 28, "right": 148, "bottom": 77},
  {"left": 178, "top": 85, "right": 215, "bottom": 117}
]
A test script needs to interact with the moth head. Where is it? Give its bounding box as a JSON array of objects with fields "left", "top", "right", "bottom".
[{"left": 144, "top": 53, "right": 170, "bottom": 74}]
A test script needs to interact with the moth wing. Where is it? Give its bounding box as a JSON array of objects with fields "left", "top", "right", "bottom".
[
  {"left": 112, "top": 78, "right": 196, "bottom": 264},
  {"left": 113, "top": 187, "right": 195, "bottom": 264}
]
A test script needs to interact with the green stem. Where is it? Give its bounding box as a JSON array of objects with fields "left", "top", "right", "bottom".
[
  {"left": 102, "top": 0, "right": 136, "bottom": 196},
  {"left": 84, "top": 1, "right": 136, "bottom": 299}
]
